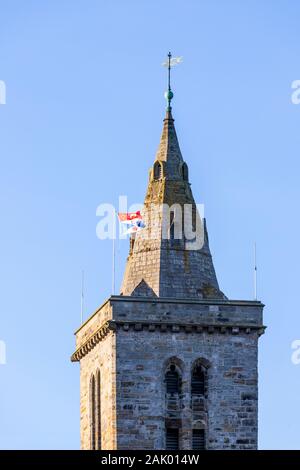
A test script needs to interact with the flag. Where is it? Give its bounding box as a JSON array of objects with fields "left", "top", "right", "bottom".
[
  {"left": 162, "top": 56, "right": 183, "bottom": 67},
  {"left": 123, "top": 218, "right": 146, "bottom": 235},
  {"left": 118, "top": 211, "right": 145, "bottom": 235},
  {"left": 118, "top": 211, "right": 142, "bottom": 224}
]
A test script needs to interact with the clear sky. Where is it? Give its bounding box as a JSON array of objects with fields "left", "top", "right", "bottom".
[{"left": 0, "top": 0, "right": 300, "bottom": 449}]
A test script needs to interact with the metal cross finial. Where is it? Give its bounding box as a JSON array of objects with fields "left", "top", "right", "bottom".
[{"left": 162, "top": 53, "right": 183, "bottom": 109}]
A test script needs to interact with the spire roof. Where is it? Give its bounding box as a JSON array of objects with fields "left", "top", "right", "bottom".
[
  {"left": 155, "top": 108, "right": 184, "bottom": 171},
  {"left": 120, "top": 58, "right": 225, "bottom": 300},
  {"left": 120, "top": 106, "right": 226, "bottom": 300}
]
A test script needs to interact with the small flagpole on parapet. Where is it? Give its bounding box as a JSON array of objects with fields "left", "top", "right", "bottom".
[
  {"left": 254, "top": 242, "right": 257, "bottom": 300},
  {"left": 112, "top": 210, "right": 116, "bottom": 295},
  {"left": 81, "top": 269, "right": 84, "bottom": 324}
]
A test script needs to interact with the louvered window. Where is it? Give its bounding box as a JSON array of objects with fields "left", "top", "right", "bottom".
[
  {"left": 191, "top": 365, "right": 205, "bottom": 395},
  {"left": 166, "top": 428, "right": 179, "bottom": 450},
  {"left": 165, "top": 365, "right": 180, "bottom": 394},
  {"left": 192, "top": 429, "right": 205, "bottom": 450}
]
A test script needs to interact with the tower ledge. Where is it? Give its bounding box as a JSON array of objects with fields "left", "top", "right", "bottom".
[{"left": 71, "top": 295, "right": 265, "bottom": 363}]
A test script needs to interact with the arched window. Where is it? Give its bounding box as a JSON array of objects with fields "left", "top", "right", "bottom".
[
  {"left": 165, "top": 364, "right": 180, "bottom": 394},
  {"left": 182, "top": 163, "right": 188, "bottom": 181},
  {"left": 90, "top": 371, "right": 101, "bottom": 450},
  {"left": 191, "top": 364, "right": 205, "bottom": 396},
  {"left": 90, "top": 374, "right": 96, "bottom": 450},
  {"left": 191, "top": 360, "right": 210, "bottom": 450},
  {"left": 96, "top": 369, "right": 101, "bottom": 450},
  {"left": 154, "top": 161, "right": 162, "bottom": 180},
  {"left": 164, "top": 361, "right": 182, "bottom": 450}
]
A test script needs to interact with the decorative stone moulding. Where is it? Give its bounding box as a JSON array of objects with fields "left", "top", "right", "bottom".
[{"left": 71, "top": 319, "right": 266, "bottom": 362}]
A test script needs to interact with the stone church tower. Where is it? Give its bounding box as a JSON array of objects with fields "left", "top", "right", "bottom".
[{"left": 71, "top": 69, "right": 265, "bottom": 450}]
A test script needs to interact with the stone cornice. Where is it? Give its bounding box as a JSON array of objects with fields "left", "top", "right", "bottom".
[
  {"left": 110, "top": 295, "right": 265, "bottom": 307},
  {"left": 74, "top": 295, "right": 264, "bottom": 335},
  {"left": 114, "top": 320, "right": 266, "bottom": 336},
  {"left": 71, "top": 320, "right": 116, "bottom": 363},
  {"left": 71, "top": 318, "right": 266, "bottom": 362}
]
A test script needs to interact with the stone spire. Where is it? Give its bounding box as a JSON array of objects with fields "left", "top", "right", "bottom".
[
  {"left": 154, "top": 108, "right": 184, "bottom": 177},
  {"left": 121, "top": 54, "right": 225, "bottom": 299},
  {"left": 120, "top": 103, "right": 226, "bottom": 299}
]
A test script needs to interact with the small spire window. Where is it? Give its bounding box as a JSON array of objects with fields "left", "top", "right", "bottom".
[
  {"left": 154, "top": 161, "right": 162, "bottom": 180},
  {"left": 170, "top": 211, "right": 175, "bottom": 240},
  {"left": 182, "top": 163, "right": 188, "bottom": 181}
]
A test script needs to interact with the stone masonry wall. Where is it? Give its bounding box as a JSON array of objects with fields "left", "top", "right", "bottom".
[
  {"left": 79, "top": 332, "right": 117, "bottom": 450},
  {"left": 74, "top": 300, "right": 117, "bottom": 450},
  {"left": 115, "top": 328, "right": 258, "bottom": 450},
  {"left": 73, "top": 296, "right": 264, "bottom": 450}
]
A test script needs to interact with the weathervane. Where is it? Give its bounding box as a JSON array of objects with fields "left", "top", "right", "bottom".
[{"left": 162, "top": 52, "right": 183, "bottom": 109}]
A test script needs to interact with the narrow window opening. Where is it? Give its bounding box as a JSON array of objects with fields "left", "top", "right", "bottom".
[
  {"left": 192, "top": 429, "right": 205, "bottom": 450},
  {"left": 130, "top": 235, "right": 135, "bottom": 253},
  {"left": 96, "top": 370, "right": 101, "bottom": 450},
  {"left": 191, "top": 365, "right": 205, "bottom": 395},
  {"left": 170, "top": 211, "right": 175, "bottom": 240},
  {"left": 154, "top": 162, "right": 162, "bottom": 180},
  {"left": 90, "top": 375, "right": 96, "bottom": 450},
  {"left": 182, "top": 163, "right": 188, "bottom": 181},
  {"left": 165, "top": 364, "right": 180, "bottom": 394},
  {"left": 166, "top": 428, "right": 179, "bottom": 450}
]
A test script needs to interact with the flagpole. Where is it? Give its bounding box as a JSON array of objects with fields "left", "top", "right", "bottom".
[
  {"left": 81, "top": 269, "right": 84, "bottom": 324},
  {"left": 254, "top": 242, "right": 257, "bottom": 300},
  {"left": 112, "top": 210, "right": 116, "bottom": 295}
]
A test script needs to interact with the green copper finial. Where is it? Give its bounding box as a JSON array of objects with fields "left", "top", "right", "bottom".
[
  {"left": 164, "top": 88, "right": 174, "bottom": 108},
  {"left": 162, "top": 52, "right": 183, "bottom": 110}
]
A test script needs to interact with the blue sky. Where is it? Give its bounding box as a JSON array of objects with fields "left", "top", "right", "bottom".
[{"left": 0, "top": 0, "right": 300, "bottom": 449}]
